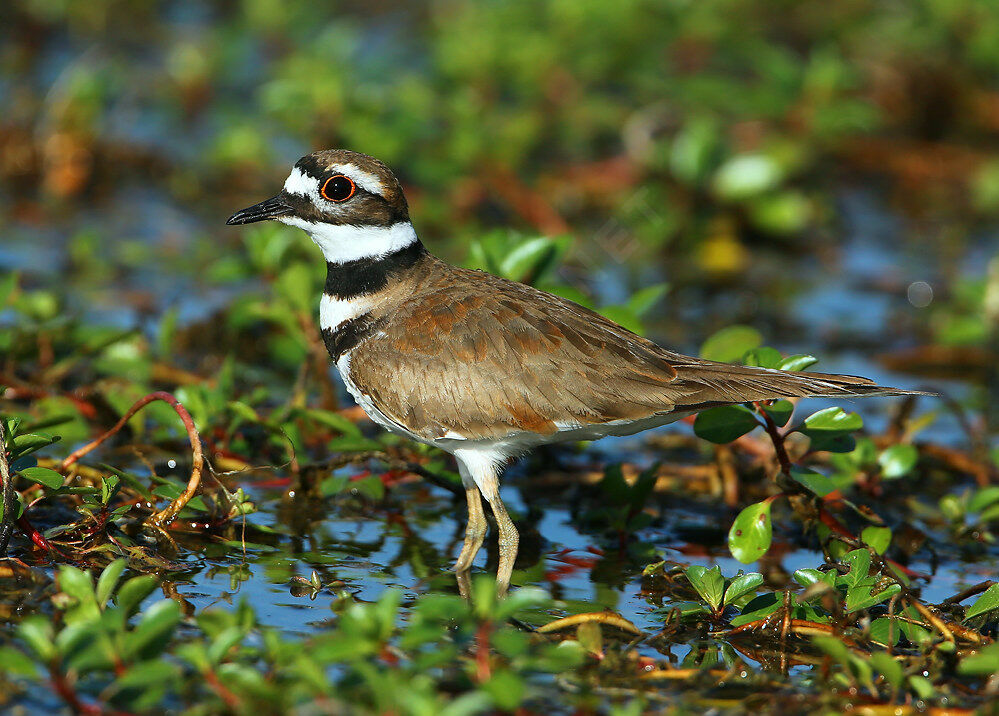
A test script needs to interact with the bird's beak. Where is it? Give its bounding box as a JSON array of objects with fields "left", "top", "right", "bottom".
[{"left": 226, "top": 195, "right": 294, "bottom": 225}]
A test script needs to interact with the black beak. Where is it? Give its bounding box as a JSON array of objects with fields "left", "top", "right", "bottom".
[{"left": 226, "top": 195, "right": 294, "bottom": 225}]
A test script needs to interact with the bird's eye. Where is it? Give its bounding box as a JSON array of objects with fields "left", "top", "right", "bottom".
[{"left": 321, "top": 175, "right": 356, "bottom": 202}]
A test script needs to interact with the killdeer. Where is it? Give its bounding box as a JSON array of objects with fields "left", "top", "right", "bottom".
[{"left": 228, "top": 149, "right": 925, "bottom": 595}]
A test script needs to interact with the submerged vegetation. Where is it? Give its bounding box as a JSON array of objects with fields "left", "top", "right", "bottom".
[{"left": 1, "top": 0, "right": 998, "bottom": 713}]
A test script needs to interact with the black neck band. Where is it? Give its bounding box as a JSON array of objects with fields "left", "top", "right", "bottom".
[{"left": 324, "top": 240, "right": 426, "bottom": 300}]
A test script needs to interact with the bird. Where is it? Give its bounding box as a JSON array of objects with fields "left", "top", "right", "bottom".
[{"left": 227, "top": 149, "right": 927, "bottom": 595}]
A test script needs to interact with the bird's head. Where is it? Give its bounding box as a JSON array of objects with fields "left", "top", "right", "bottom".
[{"left": 227, "top": 150, "right": 416, "bottom": 264}]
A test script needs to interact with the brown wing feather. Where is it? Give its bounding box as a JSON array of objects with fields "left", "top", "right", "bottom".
[{"left": 348, "top": 261, "right": 924, "bottom": 441}]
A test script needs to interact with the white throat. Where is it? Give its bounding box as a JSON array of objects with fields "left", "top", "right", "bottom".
[{"left": 279, "top": 218, "right": 418, "bottom": 264}]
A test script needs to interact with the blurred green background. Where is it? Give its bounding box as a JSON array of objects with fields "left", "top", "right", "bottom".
[{"left": 1, "top": 0, "right": 996, "bottom": 412}]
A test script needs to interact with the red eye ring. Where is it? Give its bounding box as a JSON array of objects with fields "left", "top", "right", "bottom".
[{"left": 321, "top": 175, "right": 356, "bottom": 202}]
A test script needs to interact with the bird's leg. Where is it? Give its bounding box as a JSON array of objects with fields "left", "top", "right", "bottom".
[
  {"left": 454, "top": 485, "right": 487, "bottom": 573},
  {"left": 454, "top": 451, "right": 518, "bottom": 596},
  {"left": 483, "top": 490, "right": 519, "bottom": 597}
]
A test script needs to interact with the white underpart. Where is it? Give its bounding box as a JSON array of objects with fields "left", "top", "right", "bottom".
[
  {"left": 319, "top": 292, "right": 379, "bottom": 332},
  {"left": 280, "top": 217, "right": 418, "bottom": 264}
]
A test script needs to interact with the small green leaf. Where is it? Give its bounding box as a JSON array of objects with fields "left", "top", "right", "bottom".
[
  {"left": 870, "top": 617, "right": 901, "bottom": 646},
  {"left": 789, "top": 466, "right": 836, "bottom": 497},
  {"left": 800, "top": 407, "right": 863, "bottom": 452},
  {"left": 723, "top": 573, "right": 764, "bottom": 606},
  {"left": 694, "top": 405, "right": 760, "bottom": 444},
  {"left": 685, "top": 565, "right": 725, "bottom": 611},
  {"left": 964, "top": 583, "right": 999, "bottom": 621},
  {"left": 968, "top": 487, "right": 999, "bottom": 514},
  {"left": 18, "top": 617, "right": 55, "bottom": 661},
  {"left": 730, "top": 591, "right": 781, "bottom": 626},
  {"left": 845, "top": 582, "right": 901, "bottom": 613},
  {"left": 777, "top": 354, "right": 818, "bottom": 372},
  {"left": 877, "top": 445, "right": 918, "bottom": 479},
  {"left": 957, "top": 643, "right": 999, "bottom": 676},
  {"left": 0, "top": 646, "right": 37, "bottom": 677},
  {"left": 908, "top": 675, "right": 936, "bottom": 699},
  {"left": 96, "top": 559, "right": 127, "bottom": 609},
  {"left": 762, "top": 399, "right": 793, "bottom": 427},
  {"left": 115, "top": 575, "right": 160, "bottom": 618},
  {"left": 18, "top": 466, "right": 64, "bottom": 489},
  {"left": 861, "top": 526, "right": 892, "bottom": 555},
  {"left": 870, "top": 651, "right": 903, "bottom": 690},
  {"left": 123, "top": 599, "right": 182, "bottom": 660},
  {"left": 742, "top": 346, "right": 782, "bottom": 369},
  {"left": 802, "top": 407, "right": 863, "bottom": 433},
  {"left": 841, "top": 550, "right": 872, "bottom": 587},
  {"left": 728, "top": 499, "right": 774, "bottom": 564},
  {"left": 699, "top": 325, "right": 762, "bottom": 363}
]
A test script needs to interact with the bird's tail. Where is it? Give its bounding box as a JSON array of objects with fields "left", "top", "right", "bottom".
[{"left": 672, "top": 360, "right": 934, "bottom": 409}]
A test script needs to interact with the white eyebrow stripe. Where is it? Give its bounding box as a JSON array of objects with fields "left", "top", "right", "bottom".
[
  {"left": 283, "top": 164, "right": 385, "bottom": 200},
  {"left": 327, "top": 163, "right": 384, "bottom": 196}
]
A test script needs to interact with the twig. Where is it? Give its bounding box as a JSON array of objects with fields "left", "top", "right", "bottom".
[
  {"left": 758, "top": 405, "right": 793, "bottom": 475},
  {"left": 0, "top": 418, "right": 13, "bottom": 555},
  {"left": 941, "top": 580, "right": 996, "bottom": 606},
  {"left": 538, "top": 612, "right": 642, "bottom": 635},
  {"left": 59, "top": 391, "right": 203, "bottom": 528}
]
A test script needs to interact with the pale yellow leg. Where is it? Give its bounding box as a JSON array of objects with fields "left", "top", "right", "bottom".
[
  {"left": 485, "top": 491, "right": 519, "bottom": 598},
  {"left": 454, "top": 486, "right": 487, "bottom": 573},
  {"left": 454, "top": 450, "right": 518, "bottom": 597}
]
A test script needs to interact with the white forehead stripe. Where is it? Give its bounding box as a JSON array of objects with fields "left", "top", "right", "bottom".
[
  {"left": 282, "top": 164, "right": 385, "bottom": 199},
  {"left": 278, "top": 218, "right": 418, "bottom": 264}
]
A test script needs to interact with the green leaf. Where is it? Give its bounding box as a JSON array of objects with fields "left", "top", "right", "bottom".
[
  {"left": 0, "top": 271, "right": 18, "bottom": 307},
  {"left": 693, "top": 405, "right": 760, "bottom": 444},
  {"left": 800, "top": 407, "right": 862, "bottom": 452},
  {"left": 845, "top": 582, "right": 901, "bottom": 613},
  {"left": 877, "top": 445, "right": 918, "bottom": 479},
  {"left": 18, "top": 466, "right": 65, "bottom": 489},
  {"left": 728, "top": 499, "right": 774, "bottom": 563},
  {"left": 777, "top": 354, "right": 818, "bottom": 372},
  {"left": 870, "top": 617, "right": 901, "bottom": 646},
  {"left": 685, "top": 565, "right": 725, "bottom": 611},
  {"left": 742, "top": 346, "right": 782, "bottom": 369},
  {"left": 841, "top": 550, "right": 871, "bottom": 587},
  {"left": 964, "top": 583, "right": 999, "bottom": 621},
  {"left": 723, "top": 573, "right": 764, "bottom": 606},
  {"left": 957, "top": 643, "right": 999, "bottom": 676},
  {"left": 870, "top": 652, "right": 903, "bottom": 690},
  {"left": 18, "top": 616, "right": 55, "bottom": 661},
  {"left": 789, "top": 466, "right": 836, "bottom": 497},
  {"left": 9, "top": 433, "right": 61, "bottom": 460},
  {"left": 731, "top": 592, "right": 781, "bottom": 626},
  {"left": 115, "top": 575, "right": 160, "bottom": 618},
  {"left": 95, "top": 559, "right": 127, "bottom": 609},
  {"left": 699, "top": 325, "right": 762, "bottom": 363},
  {"left": 802, "top": 407, "right": 863, "bottom": 433},
  {"left": 626, "top": 283, "right": 669, "bottom": 317},
  {"left": 712, "top": 154, "right": 783, "bottom": 200},
  {"left": 483, "top": 668, "right": 526, "bottom": 711},
  {"left": 793, "top": 568, "right": 834, "bottom": 589},
  {"left": 908, "top": 675, "right": 935, "bottom": 699},
  {"left": 762, "top": 399, "right": 793, "bottom": 427},
  {"left": 123, "top": 600, "right": 182, "bottom": 660},
  {"left": 968, "top": 487, "right": 999, "bottom": 514},
  {"left": 861, "top": 526, "right": 892, "bottom": 555},
  {"left": 0, "top": 645, "right": 38, "bottom": 676}
]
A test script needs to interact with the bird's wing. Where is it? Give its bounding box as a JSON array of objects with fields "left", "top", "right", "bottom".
[{"left": 347, "top": 268, "right": 920, "bottom": 442}]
